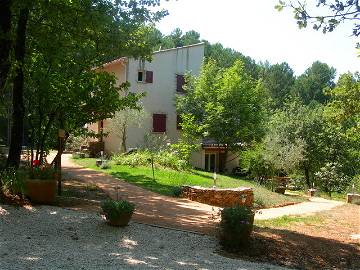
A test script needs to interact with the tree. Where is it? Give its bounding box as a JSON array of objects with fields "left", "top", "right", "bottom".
[
  {"left": 204, "top": 42, "right": 260, "bottom": 79},
  {"left": 177, "top": 60, "right": 266, "bottom": 168},
  {"left": 0, "top": 0, "right": 12, "bottom": 93},
  {"left": 259, "top": 62, "right": 295, "bottom": 108},
  {"left": 292, "top": 61, "right": 336, "bottom": 104},
  {"left": 276, "top": 0, "right": 360, "bottom": 36},
  {"left": 4, "top": 0, "right": 168, "bottom": 168},
  {"left": 108, "top": 106, "right": 147, "bottom": 153}
]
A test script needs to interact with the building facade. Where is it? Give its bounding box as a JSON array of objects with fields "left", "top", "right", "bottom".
[{"left": 90, "top": 43, "right": 239, "bottom": 172}]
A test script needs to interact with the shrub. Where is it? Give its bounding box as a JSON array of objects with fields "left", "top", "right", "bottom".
[
  {"left": 0, "top": 168, "right": 27, "bottom": 195},
  {"left": 156, "top": 151, "right": 188, "bottom": 171},
  {"left": 112, "top": 151, "right": 151, "bottom": 167},
  {"left": 315, "top": 162, "right": 350, "bottom": 196},
  {"left": 219, "top": 205, "right": 254, "bottom": 250},
  {"left": 100, "top": 160, "right": 111, "bottom": 170},
  {"left": 101, "top": 199, "right": 135, "bottom": 220},
  {"left": 112, "top": 150, "right": 189, "bottom": 171},
  {"left": 171, "top": 186, "right": 183, "bottom": 197},
  {"left": 28, "top": 165, "right": 56, "bottom": 180}
]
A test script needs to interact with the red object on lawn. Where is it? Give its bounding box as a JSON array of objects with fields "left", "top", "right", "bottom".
[{"left": 32, "top": 160, "right": 40, "bottom": 167}]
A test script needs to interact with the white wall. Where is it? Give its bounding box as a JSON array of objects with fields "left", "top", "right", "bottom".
[{"left": 124, "top": 43, "right": 205, "bottom": 150}]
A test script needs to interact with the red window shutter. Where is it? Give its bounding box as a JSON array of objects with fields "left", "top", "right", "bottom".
[
  {"left": 176, "top": 74, "right": 185, "bottom": 92},
  {"left": 176, "top": 115, "right": 182, "bottom": 130},
  {"left": 146, "top": 71, "right": 153, "bottom": 83},
  {"left": 153, "top": 114, "right": 166, "bottom": 132}
]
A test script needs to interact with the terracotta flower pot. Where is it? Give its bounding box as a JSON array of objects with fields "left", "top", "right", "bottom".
[
  {"left": 25, "top": 179, "right": 57, "bottom": 204},
  {"left": 105, "top": 212, "right": 133, "bottom": 227}
]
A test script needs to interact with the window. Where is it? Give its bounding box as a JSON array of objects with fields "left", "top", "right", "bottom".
[
  {"left": 138, "top": 70, "right": 153, "bottom": 83},
  {"left": 176, "top": 74, "right": 185, "bottom": 92},
  {"left": 153, "top": 114, "right": 166, "bottom": 132},
  {"left": 176, "top": 115, "right": 182, "bottom": 130},
  {"left": 145, "top": 71, "right": 153, "bottom": 83},
  {"left": 138, "top": 70, "right": 144, "bottom": 82}
]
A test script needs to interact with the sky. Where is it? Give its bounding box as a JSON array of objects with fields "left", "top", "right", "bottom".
[{"left": 155, "top": 0, "right": 360, "bottom": 76}]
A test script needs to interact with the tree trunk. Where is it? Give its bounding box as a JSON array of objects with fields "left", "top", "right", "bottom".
[
  {"left": 0, "top": 0, "right": 12, "bottom": 92},
  {"left": 304, "top": 165, "right": 311, "bottom": 188},
  {"left": 120, "top": 122, "right": 127, "bottom": 153},
  {"left": 6, "top": 8, "right": 30, "bottom": 168}
]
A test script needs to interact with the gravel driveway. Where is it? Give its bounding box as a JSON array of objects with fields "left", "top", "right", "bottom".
[{"left": 0, "top": 204, "right": 285, "bottom": 270}]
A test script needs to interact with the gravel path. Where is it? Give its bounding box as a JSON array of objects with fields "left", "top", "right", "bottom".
[
  {"left": 0, "top": 204, "right": 286, "bottom": 270},
  {"left": 255, "top": 197, "right": 344, "bottom": 220}
]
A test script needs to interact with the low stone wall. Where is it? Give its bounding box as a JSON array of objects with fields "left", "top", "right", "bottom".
[
  {"left": 347, "top": 193, "right": 360, "bottom": 204},
  {"left": 181, "top": 186, "right": 254, "bottom": 208}
]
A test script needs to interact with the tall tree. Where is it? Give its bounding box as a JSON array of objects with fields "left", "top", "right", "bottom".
[
  {"left": 259, "top": 62, "right": 295, "bottom": 108},
  {"left": 0, "top": 0, "right": 12, "bottom": 93},
  {"left": 177, "top": 60, "right": 266, "bottom": 167},
  {"left": 292, "top": 61, "right": 336, "bottom": 104},
  {"left": 5, "top": 0, "right": 168, "bottom": 168}
]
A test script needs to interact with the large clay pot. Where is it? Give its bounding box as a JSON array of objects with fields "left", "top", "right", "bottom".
[
  {"left": 25, "top": 179, "right": 57, "bottom": 204},
  {"left": 105, "top": 212, "right": 133, "bottom": 227}
]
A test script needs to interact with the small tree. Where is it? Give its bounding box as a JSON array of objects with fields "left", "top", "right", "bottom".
[
  {"left": 315, "top": 162, "right": 349, "bottom": 197},
  {"left": 108, "top": 106, "right": 147, "bottom": 153},
  {"left": 141, "top": 133, "right": 169, "bottom": 181}
]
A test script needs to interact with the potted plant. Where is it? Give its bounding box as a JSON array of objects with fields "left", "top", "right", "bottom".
[
  {"left": 101, "top": 199, "right": 135, "bottom": 227},
  {"left": 25, "top": 162, "right": 57, "bottom": 204},
  {"left": 219, "top": 205, "right": 254, "bottom": 250}
]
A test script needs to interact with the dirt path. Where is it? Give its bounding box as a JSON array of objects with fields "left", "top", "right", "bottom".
[
  {"left": 255, "top": 197, "right": 344, "bottom": 220},
  {"left": 61, "top": 154, "right": 220, "bottom": 235}
]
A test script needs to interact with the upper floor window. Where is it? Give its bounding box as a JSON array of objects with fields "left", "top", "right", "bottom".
[
  {"left": 138, "top": 70, "right": 153, "bottom": 83},
  {"left": 153, "top": 114, "right": 166, "bottom": 133},
  {"left": 176, "top": 74, "right": 185, "bottom": 93}
]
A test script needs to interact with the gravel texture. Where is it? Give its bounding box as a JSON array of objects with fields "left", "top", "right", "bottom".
[{"left": 0, "top": 204, "right": 285, "bottom": 270}]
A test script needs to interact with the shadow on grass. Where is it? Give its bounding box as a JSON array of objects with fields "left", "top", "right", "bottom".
[{"left": 219, "top": 225, "right": 360, "bottom": 270}]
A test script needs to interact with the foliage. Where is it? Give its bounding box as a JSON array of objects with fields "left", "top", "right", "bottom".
[
  {"left": 112, "top": 151, "right": 151, "bottom": 167},
  {"left": 177, "top": 60, "right": 267, "bottom": 160},
  {"left": 276, "top": 0, "right": 360, "bottom": 36},
  {"left": 100, "top": 160, "right": 111, "bottom": 170},
  {"left": 259, "top": 62, "right": 295, "bottom": 108},
  {"left": 219, "top": 205, "right": 254, "bottom": 249},
  {"left": 66, "top": 135, "right": 91, "bottom": 152},
  {"left": 112, "top": 150, "right": 188, "bottom": 171},
  {"left": 28, "top": 165, "right": 55, "bottom": 180},
  {"left": 0, "top": 167, "right": 26, "bottom": 195},
  {"left": 315, "top": 162, "right": 349, "bottom": 196},
  {"left": 4, "top": 0, "right": 168, "bottom": 167},
  {"left": 292, "top": 61, "right": 336, "bottom": 104},
  {"left": 107, "top": 107, "right": 147, "bottom": 153},
  {"left": 240, "top": 143, "right": 274, "bottom": 183},
  {"left": 101, "top": 199, "right": 135, "bottom": 220},
  {"left": 171, "top": 186, "right": 183, "bottom": 197}
]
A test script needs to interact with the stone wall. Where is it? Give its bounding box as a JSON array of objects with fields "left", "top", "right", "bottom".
[{"left": 181, "top": 186, "right": 254, "bottom": 208}]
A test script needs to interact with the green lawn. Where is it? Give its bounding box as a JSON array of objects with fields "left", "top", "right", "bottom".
[{"left": 74, "top": 158, "right": 306, "bottom": 208}]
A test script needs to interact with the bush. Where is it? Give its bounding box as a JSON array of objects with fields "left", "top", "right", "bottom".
[
  {"left": 100, "top": 160, "right": 111, "bottom": 170},
  {"left": 219, "top": 205, "right": 254, "bottom": 250},
  {"left": 112, "top": 151, "right": 151, "bottom": 167},
  {"left": 112, "top": 150, "right": 189, "bottom": 171},
  {"left": 101, "top": 199, "right": 135, "bottom": 220},
  {"left": 0, "top": 168, "right": 27, "bottom": 195},
  {"left": 28, "top": 165, "right": 56, "bottom": 180},
  {"left": 171, "top": 186, "right": 183, "bottom": 197},
  {"left": 156, "top": 151, "right": 188, "bottom": 171},
  {"left": 66, "top": 135, "right": 90, "bottom": 152}
]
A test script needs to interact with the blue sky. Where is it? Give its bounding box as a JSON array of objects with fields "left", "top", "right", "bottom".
[{"left": 156, "top": 0, "right": 359, "bottom": 76}]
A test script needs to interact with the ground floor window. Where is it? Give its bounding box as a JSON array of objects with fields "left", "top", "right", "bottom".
[{"left": 205, "top": 153, "right": 216, "bottom": 172}]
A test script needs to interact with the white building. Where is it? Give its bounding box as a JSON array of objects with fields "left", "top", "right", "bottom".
[{"left": 90, "top": 43, "right": 239, "bottom": 173}]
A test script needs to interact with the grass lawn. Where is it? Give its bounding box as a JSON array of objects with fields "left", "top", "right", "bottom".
[{"left": 73, "top": 158, "right": 306, "bottom": 208}]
